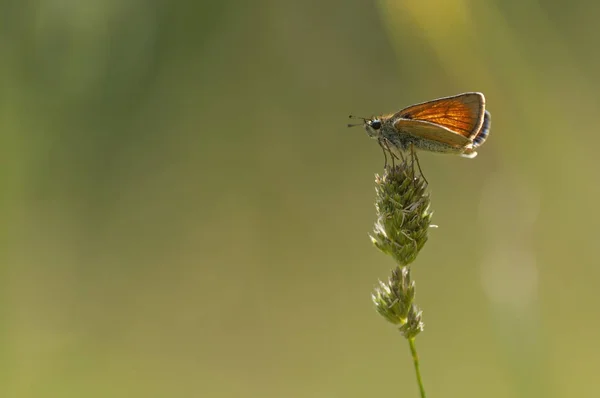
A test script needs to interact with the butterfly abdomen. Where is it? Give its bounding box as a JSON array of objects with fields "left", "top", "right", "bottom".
[{"left": 472, "top": 111, "right": 491, "bottom": 148}]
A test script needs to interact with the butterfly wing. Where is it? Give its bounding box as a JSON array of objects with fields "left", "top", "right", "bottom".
[
  {"left": 394, "top": 92, "right": 485, "bottom": 139},
  {"left": 394, "top": 119, "right": 472, "bottom": 147}
]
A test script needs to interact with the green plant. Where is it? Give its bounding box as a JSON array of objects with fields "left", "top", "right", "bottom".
[{"left": 370, "top": 160, "right": 433, "bottom": 398}]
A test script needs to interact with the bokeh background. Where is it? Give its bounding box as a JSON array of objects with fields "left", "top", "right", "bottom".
[{"left": 2, "top": 0, "right": 599, "bottom": 397}]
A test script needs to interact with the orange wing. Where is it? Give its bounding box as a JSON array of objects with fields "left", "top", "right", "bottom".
[
  {"left": 394, "top": 92, "right": 485, "bottom": 139},
  {"left": 394, "top": 119, "right": 472, "bottom": 147}
]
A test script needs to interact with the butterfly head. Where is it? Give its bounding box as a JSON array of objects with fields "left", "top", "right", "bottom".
[
  {"left": 348, "top": 115, "right": 384, "bottom": 139},
  {"left": 364, "top": 118, "right": 383, "bottom": 139}
]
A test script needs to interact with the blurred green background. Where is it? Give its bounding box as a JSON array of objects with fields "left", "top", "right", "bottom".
[{"left": 2, "top": 0, "right": 599, "bottom": 397}]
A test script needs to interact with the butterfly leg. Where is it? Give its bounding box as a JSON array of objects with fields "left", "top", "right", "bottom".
[
  {"left": 410, "top": 144, "right": 428, "bottom": 185},
  {"left": 385, "top": 140, "right": 400, "bottom": 168},
  {"left": 378, "top": 138, "right": 389, "bottom": 168},
  {"left": 379, "top": 138, "right": 399, "bottom": 168},
  {"left": 397, "top": 149, "right": 405, "bottom": 163}
]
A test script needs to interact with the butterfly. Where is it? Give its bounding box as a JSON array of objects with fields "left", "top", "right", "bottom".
[{"left": 349, "top": 92, "right": 491, "bottom": 164}]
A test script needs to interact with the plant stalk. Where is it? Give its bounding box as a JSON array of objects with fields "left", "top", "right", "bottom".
[{"left": 408, "top": 337, "right": 426, "bottom": 398}]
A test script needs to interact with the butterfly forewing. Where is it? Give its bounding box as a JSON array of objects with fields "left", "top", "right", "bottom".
[{"left": 394, "top": 92, "right": 485, "bottom": 139}]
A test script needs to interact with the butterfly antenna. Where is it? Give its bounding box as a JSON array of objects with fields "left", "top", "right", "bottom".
[
  {"left": 348, "top": 115, "right": 370, "bottom": 128},
  {"left": 348, "top": 114, "right": 367, "bottom": 120}
]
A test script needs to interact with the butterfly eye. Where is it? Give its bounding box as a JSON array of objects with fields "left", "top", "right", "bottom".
[{"left": 370, "top": 120, "right": 382, "bottom": 130}]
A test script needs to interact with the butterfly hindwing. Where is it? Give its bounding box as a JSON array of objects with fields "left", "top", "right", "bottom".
[{"left": 394, "top": 119, "right": 472, "bottom": 147}]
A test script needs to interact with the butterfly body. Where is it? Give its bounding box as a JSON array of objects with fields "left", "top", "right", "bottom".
[
  {"left": 360, "top": 92, "right": 491, "bottom": 159},
  {"left": 377, "top": 115, "right": 472, "bottom": 155}
]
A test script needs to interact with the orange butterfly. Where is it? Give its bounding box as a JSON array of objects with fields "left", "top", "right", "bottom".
[{"left": 349, "top": 92, "right": 491, "bottom": 160}]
